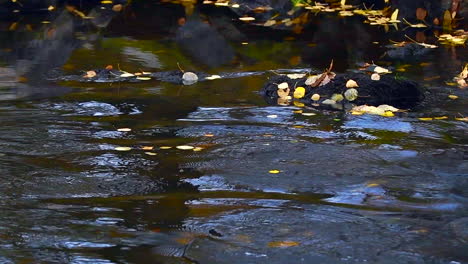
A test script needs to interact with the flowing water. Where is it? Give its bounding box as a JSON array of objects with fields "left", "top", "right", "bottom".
[{"left": 0, "top": 2, "right": 467, "bottom": 263}]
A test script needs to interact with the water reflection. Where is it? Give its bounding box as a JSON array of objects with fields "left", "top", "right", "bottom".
[{"left": 0, "top": 1, "right": 466, "bottom": 263}]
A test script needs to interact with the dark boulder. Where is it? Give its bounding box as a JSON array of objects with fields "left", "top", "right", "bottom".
[{"left": 262, "top": 73, "right": 425, "bottom": 109}]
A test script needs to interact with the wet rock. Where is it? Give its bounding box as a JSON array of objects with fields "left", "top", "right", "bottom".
[
  {"left": 262, "top": 73, "right": 425, "bottom": 109},
  {"left": 386, "top": 43, "right": 434, "bottom": 61}
]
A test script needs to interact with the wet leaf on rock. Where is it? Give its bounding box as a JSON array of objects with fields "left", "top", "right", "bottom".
[
  {"left": 346, "top": 79, "right": 359, "bottom": 88},
  {"left": 84, "top": 70, "right": 96, "bottom": 78},
  {"left": 293, "top": 87, "right": 306, "bottom": 99}
]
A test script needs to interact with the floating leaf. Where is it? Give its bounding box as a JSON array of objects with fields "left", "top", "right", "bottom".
[
  {"left": 419, "top": 117, "right": 433, "bottom": 121},
  {"left": 267, "top": 115, "right": 278, "bottom": 118},
  {"left": 145, "top": 152, "right": 157, "bottom": 156},
  {"left": 434, "top": 116, "right": 448, "bottom": 120},
  {"left": 120, "top": 72, "right": 134, "bottom": 77},
  {"left": 193, "top": 147, "right": 204, "bottom": 152},
  {"left": 136, "top": 76, "right": 151, "bottom": 81},
  {"left": 293, "top": 87, "right": 306, "bottom": 99},
  {"left": 205, "top": 75, "right": 221, "bottom": 80},
  {"left": 389, "top": 9, "right": 400, "bottom": 23},
  {"left": 239, "top": 17, "right": 255, "bottom": 21},
  {"left": 115, "top": 147, "right": 132, "bottom": 151},
  {"left": 455, "top": 117, "right": 468, "bottom": 121},
  {"left": 448, "top": 95, "right": 458, "bottom": 99},
  {"left": 176, "top": 145, "right": 194, "bottom": 150},
  {"left": 117, "top": 128, "right": 131, "bottom": 132},
  {"left": 141, "top": 146, "right": 154, "bottom": 150},
  {"left": 268, "top": 241, "right": 300, "bottom": 248},
  {"left": 159, "top": 146, "right": 172, "bottom": 150},
  {"left": 301, "top": 113, "right": 316, "bottom": 116},
  {"left": 269, "top": 170, "right": 281, "bottom": 174},
  {"left": 311, "top": 94, "right": 320, "bottom": 101},
  {"left": 264, "top": 20, "right": 276, "bottom": 27}
]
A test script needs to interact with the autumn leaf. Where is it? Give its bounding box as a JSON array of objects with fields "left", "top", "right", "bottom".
[
  {"left": 293, "top": 87, "right": 306, "bottom": 99},
  {"left": 268, "top": 241, "right": 300, "bottom": 248}
]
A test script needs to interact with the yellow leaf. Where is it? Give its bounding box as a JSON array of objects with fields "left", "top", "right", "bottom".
[
  {"left": 239, "top": 17, "right": 255, "bottom": 21},
  {"left": 448, "top": 95, "right": 458, "bottom": 100},
  {"left": 311, "top": 94, "right": 320, "bottom": 101},
  {"left": 145, "top": 152, "right": 157, "bottom": 156},
  {"left": 418, "top": 117, "right": 433, "bottom": 121},
  {"left": 434, "top": 116, "right": 448, "bottom": 120},
  {"left": 390, "top": 9, "right": 399, "bottom": 21},
  {"left": 115, "top": 147, "right": 132, "bottom": 151},
  {"left": 193, "top": 147, "right": 204, "bottom": 152},
  {"left": 380, "top": 111, "right": 395, "bottom": 117},
  {"left": 268, "top": 241, "right": 300, "bottom": 248},
  {"left": 136, "top": 77, "right": 151, "bottom": 81},
  {"left": 293, "top": 101, "right": 305, "bottom": 107},
  {"left": 159, "top": 146, "right": 172, "bottom": 149},
  {"left": 269, "top": 170, "right": 281, "bottom": 174},
  {"left": 141, "top": 146, "right": 153, "bottom": 150},
  {"left": 293, "top": 87, "right": 306, "bottom": 99},
  {"left": 176, "top": 145, "right": 194, "bottom": 150},
  {"left": 301, "top": 113, "right": 316, "bottom": 116},
  {"left": 117, "top": 128, "right": 131, "bottom": 132},
  {"left": 455, "top": 117, "right": 468, "bottom": 121}
]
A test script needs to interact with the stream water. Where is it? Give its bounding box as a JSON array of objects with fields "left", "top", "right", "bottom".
[{"left": 0, "top": 2, "right": 467, "bottom": 263}]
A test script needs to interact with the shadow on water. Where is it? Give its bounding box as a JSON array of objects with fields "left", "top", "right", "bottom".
[{"left": 0, "top": 1, "right": 467, "bottom": 263}]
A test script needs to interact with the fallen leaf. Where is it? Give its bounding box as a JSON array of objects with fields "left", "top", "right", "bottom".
[
  {"left": 239, "top": 17, "right": 255, "bottom": 21},
  {"left": 176, "top": 145, "right": 194, "bottom": 150},
  {"left": 84, "top": 70, "right": 97, "bottom": 78},
  {"left": 205, "top": 75, "right": 221, "bottom": 80},
  {"left": 141, "top": 146, "right": 154, "bottom": 150},
  {"left": 344, "top": 88, "right": 358, "bottom": 101},
  {"left": 268, "top": 241, "right": 300, "bottom": 248},
  {"left": 278, "top": 82, "right": 289, "bottom": 89},
  {"left": 267, "top": 115, "right": 278, "bottom": 118},
  {"left": 331, "top": 94, "right": 344, "bottom": 102},
  {"left": 293, "top": 87, "right": 306, "bottom": 99},
  {"left": 434, "top": 116, "right": 448, "bottom": 120},
  {"left": 159, "top": 146, "right": 172, "bottom": 149},
  {"left": 115, "top": 147, "right": 132, "bottom": 151},
  {"left": 120, "top": 72, "right": 134, "bottom": 77},
  {"left": 117, "top": 128, "right": 131, "bottom": 132},
  {"left": 371, "top": 73, "right": 381, "bottom": 81},
  {"left": 105, "top": 65, "right": 113, "bottom": 70},
  {"left": 136, "top": 77, "right": 151, "bottom": 80},
  {"left": 145, "top": 152, "right": 157, "bottom": 156},
  {"left": 269, "top": 170, "right": 281, "bottom": 174},
  {"left": 346, "top": 79, "right": 359, "bottom": 88},
  {"left": 311, "top": 94, "right": 320, "bottom": 101},
  {"left": 418, "top": 117, "right": 433, "bottom": 121},
  {"left": 287, "top": 73, "right": 306, "bottom": 79},
  {"left": 448, "top": 95, "right": 458, "bottom": 99},
  {"left": 301, "top": 113, "right": 316, "bottom": 116},
  {"left": 277, "top": 87, "right": 290, "bottom": 99}
]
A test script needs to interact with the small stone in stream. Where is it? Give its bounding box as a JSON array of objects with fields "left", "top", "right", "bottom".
[{"left": 182, "top": 72, "right": 198, "bottom": 85}]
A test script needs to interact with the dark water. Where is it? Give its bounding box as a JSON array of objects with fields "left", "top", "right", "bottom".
[{"left": 0, "top": 2, "right": 467, "bottom": 263}]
